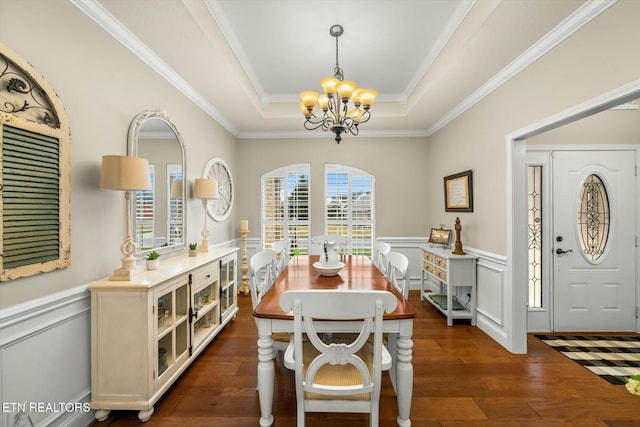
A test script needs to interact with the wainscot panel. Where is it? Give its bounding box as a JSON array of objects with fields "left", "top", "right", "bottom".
[{"left": 0, "top": 286, "right": 94, "bottom": 427}]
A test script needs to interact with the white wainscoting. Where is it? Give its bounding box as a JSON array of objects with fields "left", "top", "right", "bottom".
[
  {"left": 0, "top": 286, "right": 93, "bottom": 427},
  {"left": 376, "top": 238, "right": 510, "bottom": 351},
  {"left": 0, "top": 241, "right": 243, "bottom": 427}
]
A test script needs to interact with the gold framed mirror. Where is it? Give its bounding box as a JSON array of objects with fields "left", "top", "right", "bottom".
[{"left": 127, "top": 110, "right": 186, "bottom": 256}]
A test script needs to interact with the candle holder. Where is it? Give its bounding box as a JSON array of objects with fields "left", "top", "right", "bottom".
[{"left": 239, "top": 221, "right": 250, "bottom": 295}]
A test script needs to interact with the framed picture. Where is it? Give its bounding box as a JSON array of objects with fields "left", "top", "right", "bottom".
[
  {"left": 428, "top": 228, "right": 451, "bottom": 245},
  {"left": 444, "top": 170, "right": 473, "bottom": 212}
]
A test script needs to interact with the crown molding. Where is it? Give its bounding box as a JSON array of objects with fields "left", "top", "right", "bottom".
[
  {"left": 426, "top": 0, "right": 618, "bottom": 137},
  {"left": 68, "top": 0, "right": 239, "bottom": 137},
  {"left": 70, "top": 0, "right": 615, "bottom": 142}
]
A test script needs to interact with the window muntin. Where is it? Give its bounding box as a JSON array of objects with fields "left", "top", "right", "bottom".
[
  {"left": 577, "top": 173, "right": 610, "bottom": 262},
  {"left": 325, "top": 164, "right": 374, "bottom": 257},
  {"left": 262, "top": 164, "right": 310, "bottom": 255}
]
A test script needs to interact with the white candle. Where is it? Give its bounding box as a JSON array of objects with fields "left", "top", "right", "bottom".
[{"left": 240, "top": 219, "right": 248, "bottom": 232}]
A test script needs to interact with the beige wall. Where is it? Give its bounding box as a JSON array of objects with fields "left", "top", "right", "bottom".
[
  {"left": 528, "top": 108, "right": 640, "bottom": 145},
  {"left": 235, "top": 137, "right": 430, "bottom": 241},
  {"left": 0, "top": 0, "right": 237, "bottom": 308},
  {"left": 427, "top": 0, "right": 640, "bottom": 255},
  {"left": 2, "top": 0, "right": 640, "bottom": 310}
]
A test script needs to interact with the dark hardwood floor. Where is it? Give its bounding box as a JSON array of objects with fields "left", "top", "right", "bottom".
[{"left": 95, "top": 291, "right": 640, "bottom": 427}]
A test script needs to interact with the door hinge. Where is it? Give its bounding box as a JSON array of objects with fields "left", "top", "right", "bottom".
[
  {"left": 636, "top": 236, "right": 639, "bottom": 248},
  {"left": 635, "top": 306, "right": 639, "bottom": 319}
]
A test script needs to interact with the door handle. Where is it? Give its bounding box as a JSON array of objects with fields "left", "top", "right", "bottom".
[{"left": 555, "top": 248, "right": 573, "bottom": 255}]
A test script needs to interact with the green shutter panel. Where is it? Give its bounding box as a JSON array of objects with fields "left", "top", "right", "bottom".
[{"left": 2, "top": 124, "right": 60, "bottom": 269}]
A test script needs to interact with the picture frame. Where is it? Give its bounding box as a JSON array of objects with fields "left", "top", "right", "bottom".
[
  {"left": 428, "top": 227, "right": 451, "bottom": 245},
  {"left": 444, "top": 170, "right": 473, "bottom": 212}
]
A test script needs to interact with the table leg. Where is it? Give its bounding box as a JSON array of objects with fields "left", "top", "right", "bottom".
[
  {"left": 256, "top": 320, "right": 275, "bottom": 427},
  {"left": 396, "top": 326, "right": 413, "bottom": 427}
]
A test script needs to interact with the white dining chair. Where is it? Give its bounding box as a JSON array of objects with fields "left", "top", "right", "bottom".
[
  {"left": 249, "top": 250, "right": 290, "bottom": 356},
  {"left": 271, "top": 238, "right": 289, "bottom": 276},
  {"left": 386, "top": 251, "right": 409, "bottom": 299},
  {"left": 310, "top": 234, "right": 351, "bottom": 256},
  {"left": 372, "top": 241, "right": 391, "bottom": 275},
  {"left": 279, "top": 289, "right": 397, "bottom": 427}
]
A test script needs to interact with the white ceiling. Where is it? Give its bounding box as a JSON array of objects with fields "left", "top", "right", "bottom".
[{"left": 80, "top": 0, "right": 591, "bottom": 140}]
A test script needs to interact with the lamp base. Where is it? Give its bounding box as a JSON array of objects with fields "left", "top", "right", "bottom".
[
  {"left": 199, "top": 238, "right": 209, "bottom": 253},
  {"left": 109, "top": 267, "right": 134, "bottom": 281}
]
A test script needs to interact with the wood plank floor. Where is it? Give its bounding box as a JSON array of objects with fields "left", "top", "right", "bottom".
[{"left": 95, "top": 291, "right": 640, "bottom": 427}]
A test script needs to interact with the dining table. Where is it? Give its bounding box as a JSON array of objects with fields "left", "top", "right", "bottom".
[{"left": 253, "top": 254, "right": 417, "bottom": 427}]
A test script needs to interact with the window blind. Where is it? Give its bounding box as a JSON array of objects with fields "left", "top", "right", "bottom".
[
  {"left": 2, "top": 125, "right": 60, "bottom": 269},
  {"left": 167, "top": 164, "right": 183, "bottom": 246},
  {"left": 262, "top": 164, "right": 310, "bottom": 255},
  {"left": 135, "top": 164, "right": 155, "bottom": 250},
  {"left": 325, "top": 164, "right": 375, "bottom": 256}
]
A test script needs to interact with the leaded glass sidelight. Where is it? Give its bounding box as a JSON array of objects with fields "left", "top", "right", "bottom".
[
  {"left": 528, "top": 166, "right": 543, "bottom": 308},
  {"left": 577, "top": 174, "right": 610, "bottom": 262}
]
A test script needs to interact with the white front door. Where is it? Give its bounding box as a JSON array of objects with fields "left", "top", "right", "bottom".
[{"left": 553, "top": 150, "right": 636, "bottom": 331}]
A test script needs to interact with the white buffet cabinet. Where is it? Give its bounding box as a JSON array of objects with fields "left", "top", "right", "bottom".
[
  {"left": 89, "top": 247, "right": 238, "bottom": 422},
  {"left": 420, "top": 246, "right": 477, "bottom": 326}
]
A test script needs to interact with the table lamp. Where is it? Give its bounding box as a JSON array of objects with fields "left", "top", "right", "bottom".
[
  {"left": 100, "top": 155, "right": 151, "bottom": 281},
  {"left": 193, "top": 178, "right": 219, "bottom": 252},
  {"left": 170, "top": 178, "right": 183, "bottom": 199}
]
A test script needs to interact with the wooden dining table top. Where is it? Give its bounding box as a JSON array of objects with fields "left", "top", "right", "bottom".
[{"left": 253, "top": 255, "right": 417, "bottom": 320}]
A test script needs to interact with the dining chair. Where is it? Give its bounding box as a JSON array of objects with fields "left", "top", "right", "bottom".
[
  {"left": 271, "top": 238, "right": 289, "bottom": 276},
  {"left": 279, "top": 289, "right": 397, "bottom": 427},
  {"left": 371, "top": 241, "right": 391, "bottom": 275},
  {"left": 249, "top": 250, "right": 290, "bottom": 356},
  {"left": 310, "top": 234, "right": 351, "bottom": 256},
  {"left": 386, "top": 251, "right": 409, "bottom": 299}
]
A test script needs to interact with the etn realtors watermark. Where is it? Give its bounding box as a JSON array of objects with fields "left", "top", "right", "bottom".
[{"left": 2, "top": 402, "right": 91, "bottom": 413}]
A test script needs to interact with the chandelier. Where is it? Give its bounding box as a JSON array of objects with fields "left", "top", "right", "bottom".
[{"left": 299, "top": 24, "right": 378, "bottom": 144}]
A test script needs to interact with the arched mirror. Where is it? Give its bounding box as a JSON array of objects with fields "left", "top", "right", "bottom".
[{"left": 127, "top": 110, "right": 186, "bottom": 256}]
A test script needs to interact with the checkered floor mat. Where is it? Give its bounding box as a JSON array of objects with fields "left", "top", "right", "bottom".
[{"left": 535, "top": 334, "right": 640, "bottom": 385}]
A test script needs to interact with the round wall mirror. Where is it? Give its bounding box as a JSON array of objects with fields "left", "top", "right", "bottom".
[{"left": 127, "top": 110, "right": 186, "bottom": 256}]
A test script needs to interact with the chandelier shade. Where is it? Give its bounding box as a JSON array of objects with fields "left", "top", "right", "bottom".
[{"left": 299, "top": 24, "right": 377, "bottom": 144}]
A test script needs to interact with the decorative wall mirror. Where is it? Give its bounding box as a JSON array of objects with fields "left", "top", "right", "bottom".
[{"left": 127, "top": 110, "right": 186, "bottom": 256}]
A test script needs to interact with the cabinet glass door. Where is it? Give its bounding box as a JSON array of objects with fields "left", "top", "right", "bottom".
[
  {"left": 156, "top": 281, "right": 189, "bottom": 384},
  {"left": 219, "top": 254, "right": 236, "bottom": 321},
  {"left": 192, "top": 277, "right": 220, "bottom": 350}
]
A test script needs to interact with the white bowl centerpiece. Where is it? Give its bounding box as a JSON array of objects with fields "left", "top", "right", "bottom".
[{"left": 313, "top": 261, "right": 345, "bottom": 276}]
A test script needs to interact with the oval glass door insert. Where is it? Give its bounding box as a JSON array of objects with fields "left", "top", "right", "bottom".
[{"left": 577, "top": 174, "right": 610, "bottom": 262}]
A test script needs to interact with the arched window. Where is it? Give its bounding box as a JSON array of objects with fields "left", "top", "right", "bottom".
[{"left": 0, "top": 43, "right": 70, "bottom": 280}]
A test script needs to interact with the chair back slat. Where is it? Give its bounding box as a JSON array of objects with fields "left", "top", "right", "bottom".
[{"left": 386, "top": 252, "right": 409, "bottom": 299}]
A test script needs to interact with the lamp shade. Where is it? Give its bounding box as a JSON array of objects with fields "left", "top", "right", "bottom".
[
  {"left": 193, "top": 178, "right": 219, "bottom": 199},
  {"left": 100, "top": 155, "right": 151, "bottom": 191},
  {"left": 170, "top": 179, "right": 183, "bottom": 198}
]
